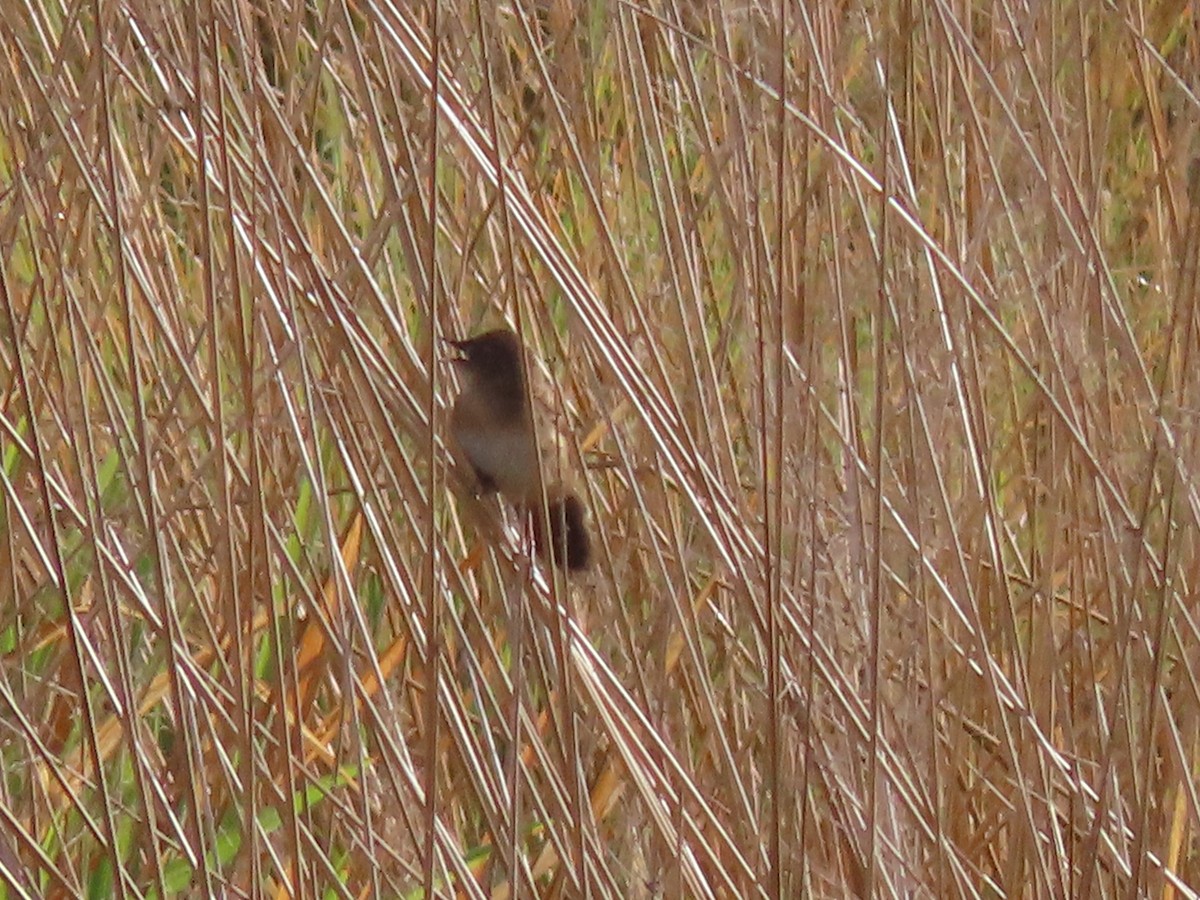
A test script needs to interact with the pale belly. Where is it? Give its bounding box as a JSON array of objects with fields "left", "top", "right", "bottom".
[{"left": 455, "top": 423, "right": 538, "bottom": 501}]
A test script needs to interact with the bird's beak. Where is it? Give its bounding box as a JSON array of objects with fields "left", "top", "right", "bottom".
[{"left": 442, "top": 336, "right": 469, "bottom": 364}]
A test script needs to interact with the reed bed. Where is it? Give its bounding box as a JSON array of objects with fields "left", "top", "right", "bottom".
[{"left": 1, "top": 1, "right": 1199, "bottom": 896}]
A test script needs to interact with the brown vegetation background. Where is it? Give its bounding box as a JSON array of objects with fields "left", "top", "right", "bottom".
[{"left": 2, "top": 0, "right": 1200, "bottom": 896}]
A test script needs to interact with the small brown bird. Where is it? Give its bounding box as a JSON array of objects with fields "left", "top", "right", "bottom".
[{"left": 448, "top": 328, "right": 591, "bottom": 570}]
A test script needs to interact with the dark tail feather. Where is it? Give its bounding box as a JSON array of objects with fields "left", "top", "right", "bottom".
[{"left": 531, "top": 492, "right": 591, "bottom": 571}]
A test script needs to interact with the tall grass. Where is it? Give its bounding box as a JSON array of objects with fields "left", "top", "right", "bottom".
[{"left": 1, "top": 0, "right": 1198, "bottom": 896}]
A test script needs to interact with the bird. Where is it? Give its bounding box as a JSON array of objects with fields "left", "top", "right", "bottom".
[{"left": 448, "top": 328, "right": 591, "bottom": 571}]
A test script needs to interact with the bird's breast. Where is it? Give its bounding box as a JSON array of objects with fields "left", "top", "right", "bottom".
[{"left": 454, "top": 419, "right": 539, "bottom": 500}]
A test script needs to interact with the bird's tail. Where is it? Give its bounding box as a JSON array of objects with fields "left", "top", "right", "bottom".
[{"left": 529, "top": 490, "right": 591, "bottom": 571}]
